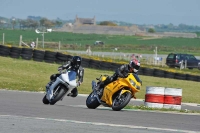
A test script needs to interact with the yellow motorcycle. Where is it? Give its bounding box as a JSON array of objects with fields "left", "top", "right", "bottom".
[{"left": 86, "top": 73, "right": 142, "bottom": 111}]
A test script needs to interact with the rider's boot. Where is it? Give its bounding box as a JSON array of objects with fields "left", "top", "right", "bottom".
[
  {"left": 68, "top": 88, "right": 78, "bottom": 97},
  {"left": 95, "top": 76, "right": 112, "bottom": 90}
]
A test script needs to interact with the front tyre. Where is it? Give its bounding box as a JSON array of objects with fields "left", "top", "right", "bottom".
[
  {"left": 86, "top": 91, "right": 100, "bottom": 109},
  {"left": 112, "top": 91, "right": 132, "bottom": 111},
  {"left": 42, "top": 94, "right": 49, "bottom": 104},
  {"left": 49, "top": 86, "right": 66, "bottom": 105}
]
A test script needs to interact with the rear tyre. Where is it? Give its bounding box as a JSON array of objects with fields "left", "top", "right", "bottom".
[
  {"left": 86, "top": 91, "right": 100, "bottom": 109},
  {"left": 112, "top": 91, "right": 132, "bottom": 111},
  {"left": 49, "top": 86, "right": 66, "bottom": 105},
  {"left": 42, "top": 94, "right": 49, "bottom": 104}
]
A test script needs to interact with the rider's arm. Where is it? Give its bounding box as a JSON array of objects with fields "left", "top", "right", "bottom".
[
  {"left": 58, "top": 61, "right": 71, "bottom": 70},
  {"left": 115, "top": 64, "right": 127, "bottom": 78},
  {"left": 78, "top": 66, "right": 84, "bottom": 83}
]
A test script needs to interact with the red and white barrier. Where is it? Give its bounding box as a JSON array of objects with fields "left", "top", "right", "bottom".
[
  {"left": 144, "top": 87, "right": 182, "bottom": 110},
  {"left": 163, "top": 88, "right": 182, "bottom": 110},
  {"left": 144, "top": 87, "right": 165, "bottom": 108}
]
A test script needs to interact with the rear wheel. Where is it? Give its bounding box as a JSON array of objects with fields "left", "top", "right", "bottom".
[
  {"left": 86, "top": 91, "right": 100, "bottom": 109},
  {"left": 112, "top": 91, "right": 132, "bottom": 111},
  {"left": 50, "top": 86, "right": 66, "bottom": 105},
  {"left": 42, "top": 94, "right": 49, "bottom": 104}
]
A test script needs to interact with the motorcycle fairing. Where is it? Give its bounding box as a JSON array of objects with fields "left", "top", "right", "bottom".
[
  {"left": 100, "top": 73, "right": 141, "bottom": 106},
  {"left": 47, "top": 77, "right": 63, "bottom": 101},
  {"left": 68, "top": 71, "right": 77, "bottom": 81},
  {"left": 46, "top": 71, "right": 77, "bottom": 101}
]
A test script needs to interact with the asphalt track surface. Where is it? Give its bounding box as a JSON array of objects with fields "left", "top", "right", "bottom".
[{"left": 0, "top": 90, "right": 200, "bottom": 133}]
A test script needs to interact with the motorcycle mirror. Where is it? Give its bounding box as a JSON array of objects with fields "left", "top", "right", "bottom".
[{"left": 96, "top": 75, "right": 102, "bottom": 80}]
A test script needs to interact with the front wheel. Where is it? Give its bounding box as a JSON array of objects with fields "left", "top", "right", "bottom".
[
  {"left": 86, "top": 91, "right": 100, "bottom": 109},
  {"left": 49, "top": 86, "right": 66, "bottom": 105},
  {"left": 112, "top": 91, "right": 132, "bottom": 111},
  {"left": 42, "top": 94, "right": 49, "bottom": 104}
]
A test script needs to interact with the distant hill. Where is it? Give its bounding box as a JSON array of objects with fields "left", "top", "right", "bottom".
[{"left": 1, "top": 15, "right": 200, "bottom": 32}]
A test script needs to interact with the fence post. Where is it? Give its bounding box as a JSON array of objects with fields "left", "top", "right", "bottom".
[
  {"left": 58, "top": 41, "right": 60, "bottom": 50},
  {"left": 180, "top": 60, "right": 184, "bottom": 70},
  {"left": 19, "top": 35, "right": 22, "bottom": 47},
  {"left": 185, "top": 60, "right": 187, "bottom": 68},
  {"left": 36, "top": 38, "right": 38, "bottom": 48},
  {"left": 3, "top": 33, "right": 5, "bottom": 45}
]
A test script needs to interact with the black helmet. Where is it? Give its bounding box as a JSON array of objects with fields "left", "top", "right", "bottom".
[
  {"left": 71, "top": 56, "right": 82, "bottom": 69},
  {"left": 129, "top": 59, "right": 140, "bottom": 73}
]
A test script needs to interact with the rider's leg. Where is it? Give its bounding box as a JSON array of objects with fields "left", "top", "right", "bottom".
[
  {"left": 95, "top": 73, "right": 118, "bottom": 91},
  {"left": 46, "top": 74, "right": 61, "bottom": 90},
  {"left": 50, "top": 74, "right": 60, "bottom": 81}
]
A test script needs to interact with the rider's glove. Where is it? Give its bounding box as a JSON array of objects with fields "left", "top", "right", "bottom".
[
  {"left": 77, "top": 81, "right": 82, "bottom": 86},
  {"left": 58, "top": 66, "right": 63, "bottom": 71}
]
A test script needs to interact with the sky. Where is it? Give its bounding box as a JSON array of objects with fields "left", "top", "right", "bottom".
[{"left": 1, "top": 0, "right": 200, "bottom": 26}]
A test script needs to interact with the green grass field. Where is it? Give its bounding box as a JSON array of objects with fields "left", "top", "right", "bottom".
[
  {"left": 0, "top": 56, "right": 199, "bottom": 104},
  {"left": 1, "top": 29, "right": 200, "bottom": 55}
]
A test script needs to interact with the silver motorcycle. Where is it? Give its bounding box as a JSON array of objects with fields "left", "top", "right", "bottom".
[{"left": 43, "top": 67, "right": 78, "bottom": 105}]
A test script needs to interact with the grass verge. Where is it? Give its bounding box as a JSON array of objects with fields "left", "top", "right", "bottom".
[{"left": 125, "top": 105, "right": 200, "bottom": 114}]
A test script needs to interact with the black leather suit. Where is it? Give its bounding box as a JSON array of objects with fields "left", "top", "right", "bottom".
[{"left": 101, "top": 64, "right": 134, "bottom": 87}]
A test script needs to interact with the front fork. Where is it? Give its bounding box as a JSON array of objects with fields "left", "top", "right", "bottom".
[
  {"left": 46, "top": 77, "right": 62, "bottom": 101},
  {"left": 91, "top": 80, "right": 102, "bottom": 103},
  {"left": 117, "top": 89, "right": 132, "bottom": 99},
  {"left": 46, "top": 81, "right": 52, "bottom": 92}
]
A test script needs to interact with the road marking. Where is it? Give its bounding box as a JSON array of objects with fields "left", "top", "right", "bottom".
[{"left": 0, "top": 115, "right": 196, "bottom": 133}]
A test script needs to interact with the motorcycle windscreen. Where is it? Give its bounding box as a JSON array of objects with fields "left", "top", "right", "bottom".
[
  {"left": 68, "top": 71, "right": 76, "bottom": 81},
  {"left": 132, "top": 73, "right": 142, "bottom": 83},
  {"left": 61, "top": 71, "right": 77, "bottom": 88}
]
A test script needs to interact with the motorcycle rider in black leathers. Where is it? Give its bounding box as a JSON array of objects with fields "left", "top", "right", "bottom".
[
  {"left": 50, "top": 56, "right": 84, "bottom": 97},
  {"left": 95, "top": 58, "right": 141, "bottom": 94}
]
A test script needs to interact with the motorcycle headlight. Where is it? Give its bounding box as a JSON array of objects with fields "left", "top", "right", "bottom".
[{"left": 129, "top": 79, "right": 136, "bottom": 86}]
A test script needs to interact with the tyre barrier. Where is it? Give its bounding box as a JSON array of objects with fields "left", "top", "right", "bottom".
[
  {"left": 153, "top": 69, "right": 165, "bottom": 78},
  {"left": 165, "top": 71, "right": 175, "bottom": 79},
  {"left": 81, "top": 58, "right": 90, "bottom": 67},
  {"left": 20, "top": 48, "right": 33, "bottom": 60},
  {"left": 0, "top": 45, "right": 10, "bottom": 57},
  {"left": 174, "top": 73, "right": 186, "bottom": 80},
  {"left": 144, "top": 86, "right": 182, "bottom": 110},
  {"left": 0, "top": 44, "right": 199, "bottom": 82},
  {"left": 89, "top": 60, "right": 100, "bottom": 68},
  {"left": 33, "top": 49, "right": 45, "bottom": 62},
  {"left": 137, "top": 67, "right": 144, "bottom": 75},
  {"left": 9, "top": 47, "right": 22, "bottom": 59},
  {"left": 143, "top": 68, "right": 154, "bottom": 76},
  {"left": 44, "top": 51, "right": 57, "bottom": 63},
  {"left": 186, "top": 74, "right": 198, "bottom": 81},
  {"left": 55, "top": 52, "right": 69, "bottom": 64}
]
